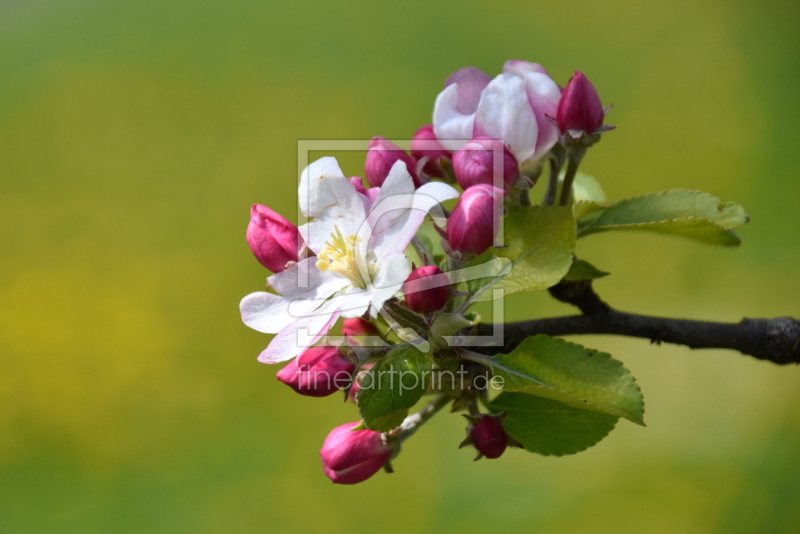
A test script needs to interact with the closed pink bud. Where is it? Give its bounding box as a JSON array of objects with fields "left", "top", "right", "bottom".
[
  {"left": 403, "top": 266, "right": 449, "bottom": 313},
  {"left": 320, "top": 422, "right": 395, "bottom": 484},
  {"left": 447, "top": 184, "right": 506, "bottom": 255},
  {"left": 342, "top": 318, "right": 380, "bottom": 337},
  {"left": 276, "top": 346, "right": 354, "bottom": 397},
  {"left": 410, "top": 125, "right": 451, "bottom": 178},
  {"left": 556, "top": 71, "right": 605, "bottom": 135},
  {"left": 349, "top": 176, "right": 367, "bottom": 196},
  {"left": 365, "top": 136, "right": 420, "bottom": 188},
  {"left": 246, "top": 204, "right": 301, "bottom": 272},
  {"left": 471, "top": 415, "right": 508, "bottom": 459},
  {"left": 452, "top": 136, "right": 519, "bottom": 190}
]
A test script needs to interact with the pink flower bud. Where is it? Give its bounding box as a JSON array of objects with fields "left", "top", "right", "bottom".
[
  {"left": 556, "top": 71, "right": 605, "bottom": 135},
  {"left": 246, "top": 204, "right": 302, "bottom": 273},
  {"left": 320, "top": 422, "right": 395, "bottom": 484},
  {"left": 470, "top": 415, "right": 508, "bottom": 459},
  {"left": 447, "top": 184, "right": 506, "bottom": 255},
  {"left": 410, "top": 125, "right": 451, "bottom": 178},
  {"left": 349, "top": 176, "right": 367, "bottom": 196},
  {"left": 365, "top": 136, "right": 420, "bottom": 188},
  {"left": 276, "top": 346, "right": 354, "bottom": 397},
  {"left": 403, "top": 266, "right": 449, "bottom": 313},
  {"left": 342, "top": 318, "right": 380, "bottom": 337},
  {"left": 452, "top": 136, "right": 519, "bottom": 190}
]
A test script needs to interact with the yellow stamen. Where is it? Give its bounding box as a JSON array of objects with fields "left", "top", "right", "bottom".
[{"left": 315, "top": 226, "right": 369, "bottom": 289}]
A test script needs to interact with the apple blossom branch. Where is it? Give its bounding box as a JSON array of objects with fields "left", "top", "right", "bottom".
[{"left": 473, "top": 280, "right": 800, "bottom": 365}]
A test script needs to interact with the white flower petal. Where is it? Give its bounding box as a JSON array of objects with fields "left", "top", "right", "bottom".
[
  {"left": 299, "top": 207, "right": 366, "bottom": 256},
  {"left": 416, "top": 180, "right": 462, "bottom": 204},
  {"left": 369, "top": 252, "right": 410, "bottom": 312},
  {"left": 433, "top": 84, "right": 475, "bottom": 153},
  {"left": 257, "top": 306, "right": 341, "bottom": 363},
  {"left": 298, "top": 157, "right": 357, "bottom": 218},
  {"left": 240, "top": 291, "right": 303, "bottom": 334},
  {"left": 268, "top": 258, "right": 349, "bottom": 300},
  {"left": 523, "top": 72, "right": 562, "bottom": 161},
  {"left": 364, "top": 163, "right": 458, "bottom": 257},
  {"left": 474, "top": 74, "right": 538, "bottom": 163}
]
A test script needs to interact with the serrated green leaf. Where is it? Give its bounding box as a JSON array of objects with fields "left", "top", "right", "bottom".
[
  {"left": 466, "top": 206, "right": 576, "bottom": 302},
  {"left": 565, "top": 172, "right": 612, "bottom": 221},
  {"left": 473, "top": 335, "right": 645, "bottom": 425},
  {"left": 357, "top": 344, "right": 433, "bottom": 432},
  {"left": 582, "top": 189, "right": 749, "bottom": 246},
  {"left": 572, "top": 172, "right": 607, "bottom": 203},
  {"left": 564, "top": 259, "right": 610, "bottom": 281},
  {"left": 573, "top": 200, "right": 611, "bottom": 221},
  {"left": 485, "top": 392, "right": 618, "bottom": 456}
]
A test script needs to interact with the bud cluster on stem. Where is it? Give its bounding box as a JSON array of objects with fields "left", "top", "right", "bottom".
[{"left": 241, "top": 58, "right": 621, "bottom": 486}]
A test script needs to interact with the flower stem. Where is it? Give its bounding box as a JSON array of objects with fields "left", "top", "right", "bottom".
[
  {"left": 543, "top": 147, "right": 564, "bottom": 206},
  {"left": 386, "top": 394, "right": 451, "bottom": 443},
  {"left": 411, "top": 236, "right": 434, "bottom": 266},
  {"left": 558, "top": 149, "right": 585, "bottom": 206}
]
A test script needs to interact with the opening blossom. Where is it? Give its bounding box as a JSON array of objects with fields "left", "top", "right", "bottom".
[
  {"left": 433, "top": 60, "right": 561, "bottom": 170},
  {"left": 240, "top": 156, "right": 458, "bottom": 363}
]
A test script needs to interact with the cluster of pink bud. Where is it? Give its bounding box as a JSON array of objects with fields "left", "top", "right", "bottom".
[
  {"left": 403, "top": 266, "right": 449, "bottom": 313},
  {"left": 447, "top": 184, "right": 506, "bottom": 256},
  {"left": 242, "top": 59, "right": 613, "bottom": 486},
  {"left": 341, "top": 317, "right": 380, "bottom": 338},
  {"left": 276, "top": 346, "right": 354, "bottom": 397},
  {"left": 556, "top": 71, "right": 607, "bottom": 136},
  {"left": 320, "top": 423, "right": 396, "bottom": 484},
  {"left": 365, "top": 136, "right": 421, "bottom": 188},
  {"left": 470, "top": 415, "right": 508, "bottom": 459},
  {"left": 452, "top": 136, "right": 519, "bottom": 190},
  {"left": 410, "top": 124, "right": 452, "bottom": 179},
  {"left": 246, "top": 204, "right": 302, "bottom": 273}
]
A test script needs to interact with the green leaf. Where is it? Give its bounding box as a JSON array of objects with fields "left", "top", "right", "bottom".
[
  {"left": 572, "top": 172, "right": 607, "bottom": 203},
  {"left": 485, "top": 392, "right": 619, "bottom": 456},
  {"left": 474, "top": 335, "right": 645, "bottom": 425},
  {"left": 467, "top": 206, "right": 576, "bottom": 302},
  {"left": 357, "top": 344, "right": 433, "bottom": 432},
  {"left": 430, "top": 313, "right": 474, "bottom": 351},
  {"left": 567, "top": 172, "right": 612, "bottom": 221},
  {"left": 564, "top": 259, "right": 610, "bottom": 281},
  {"left": 581, "top": 189, "right": 749, "bottom": 246}
]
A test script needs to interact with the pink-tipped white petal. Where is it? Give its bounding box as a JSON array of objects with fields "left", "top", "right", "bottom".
[
  {"left": 502, "top": 60, "right": 550, "bottom": 78},
  {"left": 473, "top": 74, "right": 539, "bottom": 163},
  {"left": 444, "top": 66, "right": 492, "bottom": 114},
  {"left": 522, "top": 72, "right": 562, "bottom": 161},
  {"left": 433, "top": 84, "right": 476, "bottom": 152}
]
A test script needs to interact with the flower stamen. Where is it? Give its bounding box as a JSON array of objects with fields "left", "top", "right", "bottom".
[{"left": 316, "top": 226, "right": 369, "bottom": 289}]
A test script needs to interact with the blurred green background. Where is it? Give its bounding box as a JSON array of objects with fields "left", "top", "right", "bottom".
[{"left": 1, "top": 0, "right": 799, "bottom": 532}]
